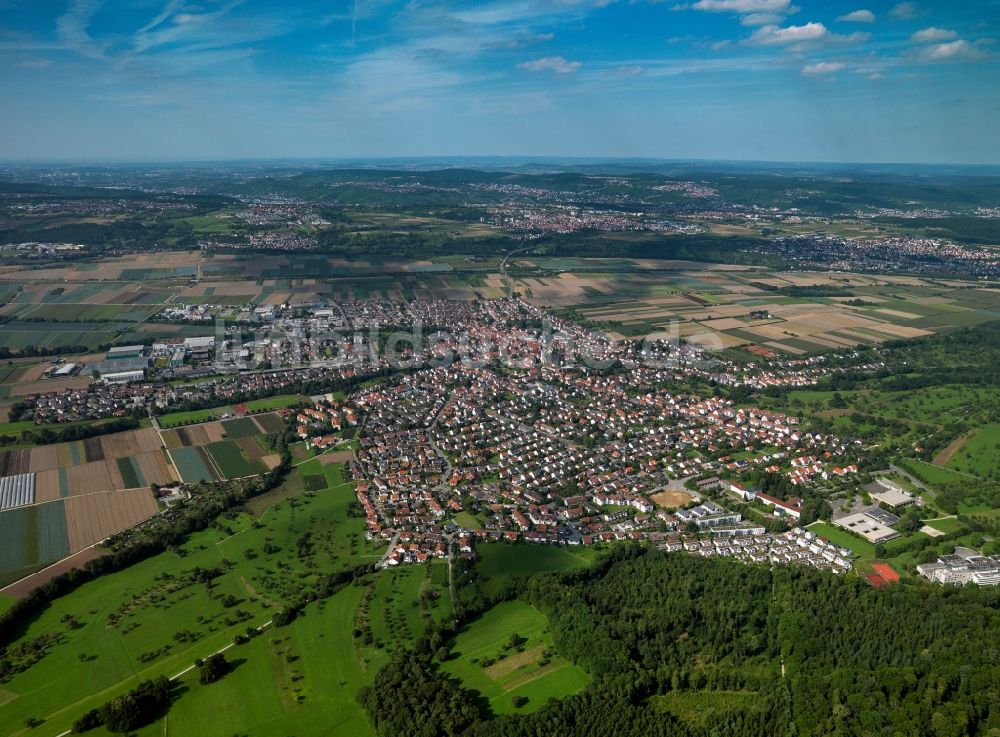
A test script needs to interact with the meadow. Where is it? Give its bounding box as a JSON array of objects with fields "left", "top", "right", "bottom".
[
  {"left": 0, "top": 462, "right": 383, "bottom": 736},
  {"left": 474, "top": 543, "right": 597, "bottom": 597},
  {"left": 441, "top": 600, "right": 591, "bottom": 715}
]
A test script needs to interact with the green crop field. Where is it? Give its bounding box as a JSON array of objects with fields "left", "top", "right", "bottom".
[
  {"left": 157, "top": 409, "right": 217, "bottom": 428},
  {"left": 116, "top": 456, "right": 144, "bottom": 488},
  {"left": 242, "top": 394, "right": 311, "bottom": 412},
  {"left": 168, "top": 446, "right": 220, "bottom": 483},
  {"left": 219, "top": 417, "right": 259, "bottom": 439},
  {"left": 205, "top": 440, "right": 264, "bottom": 479},
  {"left": 253, "top": 411, "right": 288, "bottom": 433},
  {"left": 440, "top": 600, "right": 591, "bottom": 715},
  {"left": 0, "top": 500, "right": 70, "bottom": 580}
]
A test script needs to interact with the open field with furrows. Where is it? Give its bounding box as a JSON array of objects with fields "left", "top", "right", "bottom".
[
  {"left": 441, "top": 600, "right": 591, "bottom": 715},
  {"left": 535, "top": 270, "right": 1000, "bottom": 354},
  {"left": 0, "top": 321, "right": 129, "bottom": 351},
  {"left": 0, "top": 486, "right": 159, "bottom": 582},
  {"left": 0, "top": 463, "right": 390, "bottom": 737},
  {"left": 159, "top": 414, "right": 281, "bottom": 480},
  {"left": 168, "top": 446, "right": 221, "bottom": 483},
  {"left": 63, "top": 487, "right": 160, "bottom": 550}
]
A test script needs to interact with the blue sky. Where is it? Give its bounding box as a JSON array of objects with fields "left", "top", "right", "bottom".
[{"left": 1, "top": 0, "right": 998, "bottom": 163}]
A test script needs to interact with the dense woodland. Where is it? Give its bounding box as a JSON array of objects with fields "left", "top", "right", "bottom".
[{"left": 362, "top": 546, "right": 1000, "bottom": 737}]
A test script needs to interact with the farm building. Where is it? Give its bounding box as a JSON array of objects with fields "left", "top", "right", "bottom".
[
  {"left": 49, "top": 362, "right": 81, "bottom": 378},
  {"left": 101, "top": 370, "right": 145, "bottom": 385},
  {"left": 107, "top": 344, "right": 146, "bottom": 360}
]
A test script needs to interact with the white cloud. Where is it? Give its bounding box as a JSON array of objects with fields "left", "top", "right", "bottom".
[
  {"left": 518, "top": 56, "right": 581, "bottom": 73},
  {"left": 801, "top": 61, "right": 845, "bottom": 75},
  {"left": 740, "top": 12, "right": 785, "bottom": 26},
  {"left": 911, "top": 27, "right": 957, "bottom": 43},
  {"left": 748, "top": 22, "right": 828, "bottom": 45},
  {"left": 692, "top": 0, "right": 792, "bottom": 11},
  {"left": 889, "top": 2, "right": 917, "bottom": 20},
  {"left": 918, "top": 39, "right": 986, "bottom": 61},
  {"left": 837, "top": 10, "right": 875, "bottom": 23}
]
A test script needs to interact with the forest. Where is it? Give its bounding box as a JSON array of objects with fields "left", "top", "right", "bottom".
[{"left": 362, "top": 546, "right": 1000, "bottom": 737}]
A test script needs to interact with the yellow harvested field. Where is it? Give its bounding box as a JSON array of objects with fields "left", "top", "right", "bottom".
[
  {"left": 202, "top": 421, "right": 226, "bottom": 443},
  {"left": 696, "top": 317, "right": 751, "bottom": 331},
  {"left": 64, "top": 488, "right": 159, "bottom": 550},
  {"left": 874, "top": 308, "right": 921, "bottom": 320},
  {"left": 66, "top": 460, "right": 114, "bottom": 495},
  {"left": 11, "top": 377, "right": 92, "bottom": 397},
  {"left": 99, "top": 427, "right": 163, "bottom": 459},
  {"left": 134, "top": 450, "right": 177, "bottom": 486},
  {"left": 865, "top": 323, "right": 932, "bottom": 338},
  {"left": 28, "top": 445, "right": 60, "bottom": 472},
  {"left": 35, "top": 469, "right": 63, "bottom": 503},
  {"left": 764, "top": 341, "right": 806, "bottom": 355}
]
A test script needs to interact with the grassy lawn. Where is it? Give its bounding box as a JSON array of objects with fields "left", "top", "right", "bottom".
[
  {"left": 441, "top": 600, "right": 590, "bottom": 716},
  {"left": 806, "top": 522, "right": 875, "bottom": 561},
  {"left": 157, "top": 408, "right": 217, "bottom": 428},
  {"left": 924, "top": 517, "right": 966, "bottom": 534},
  {"left": 131, "top": 586, "right": 376, "bottom": 737},
  {"left": 242, "top": 394, "right": 311, "bottom": 412},
  {"left": 475, "top": 544, "right": 596, "bottom": 597},
  {"left": 945, "top": 423, "right": 1000, "bottom": 478},
  {"left": 453, "top": 511, "right": 483, "bottom": 529}
]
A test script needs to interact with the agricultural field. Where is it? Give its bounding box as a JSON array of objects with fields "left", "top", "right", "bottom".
[
  {"left": 440, "top": 600, "right": 591, "bottom": 715},
  {"left": 0, "top": 426, "right": 172, "bottom": 580},
  {"left": 533, "top": 269, "right": 1000, "bottom": 356},
  {"left": 0, "top": 462, "right": 387, "bottom": 737},
  {"left": 161, "top": 413, "right": 283, "bottom": 482}
]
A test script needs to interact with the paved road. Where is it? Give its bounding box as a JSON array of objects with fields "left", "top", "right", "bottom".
[
  {"left": 376, "top": 532, "right": 401, "bottom": 568},
  {"left": 499, "top": 246, "right": 535, "bottom": 297}
]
